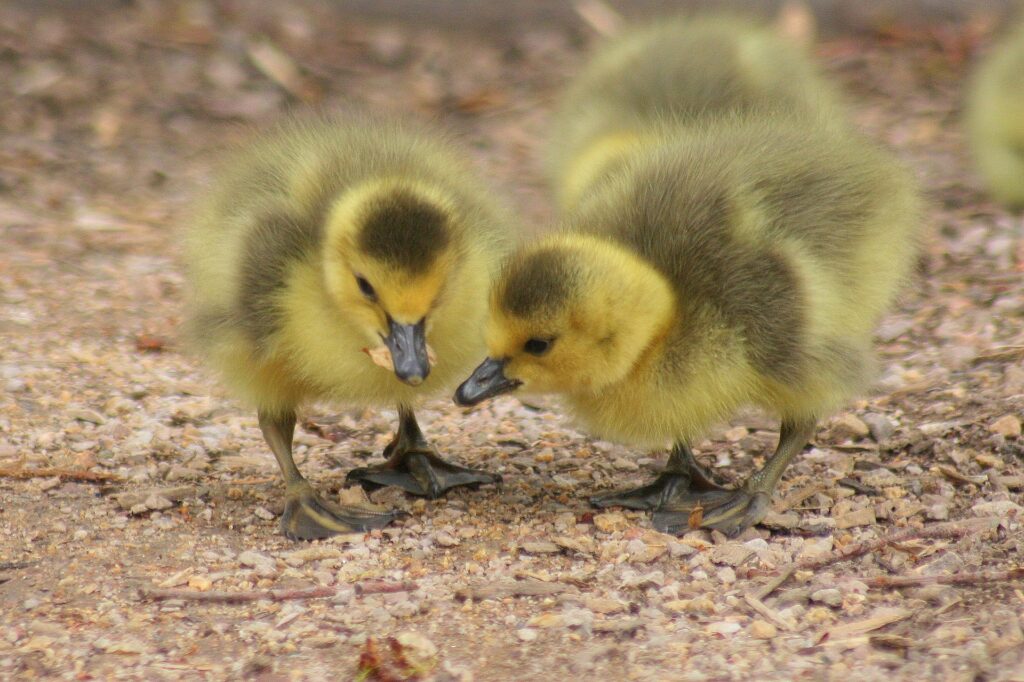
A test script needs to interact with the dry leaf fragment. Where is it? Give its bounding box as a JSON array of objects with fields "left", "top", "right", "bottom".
[
  {"left": 573, "top": 0, "right": 623, "bottom": 37},
  {"left": 135, "top": 334, "right": 166, "bottom": 353},
  {"left": 362, "top": 345, "right": 437, "bottom": 371},
  {"left": 364, "top": 345, "right": 394, "bottom": 370},
  {"left": 247, "top": 38, "right": 321, "bottom": 103},
  {"left": 688, "top": 504, "right": 704, "bottom": 529}
]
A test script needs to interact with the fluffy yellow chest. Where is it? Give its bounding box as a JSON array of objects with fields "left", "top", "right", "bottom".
[{"left": 567, "top": 346, "right": 759, "bottom": 448}]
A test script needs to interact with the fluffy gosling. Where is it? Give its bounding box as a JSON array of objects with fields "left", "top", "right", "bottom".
[
  {"left": 457, "top": 115, "right": 921, "bottom": 536},
  {"left": 186, "top": 114, "right": 510, "bottom": 540},
  {"left": 966, "top": 21, "right": 1024, "bottom": 208},
  {"left": 548, "top": 14, "right": 845, "bottom": 211}
]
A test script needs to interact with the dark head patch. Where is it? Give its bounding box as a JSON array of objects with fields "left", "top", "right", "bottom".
[
  {"left": 498, "top": 248, "right": 578, "bottom": 317},
  {"left": 357, "top": 190, "right": 451, "bottom": 274}
]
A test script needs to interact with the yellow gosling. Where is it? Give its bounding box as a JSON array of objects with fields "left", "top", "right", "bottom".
[
  {"left": 186, "top": 113, "right": 512, "bottom": 540},
  {"left": 549, "top": 14, "right": 845, "bottom": 211},
  {"left": 457, "top": 115, "right": 922, "bottom": 536},
  {"left": 966, "top": 21, "right": 1024, "bottom": 208}
]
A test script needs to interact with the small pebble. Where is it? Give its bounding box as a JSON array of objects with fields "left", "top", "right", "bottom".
[
  {"left": 810, "top": 588, "right": 843, "bottom": 607},
  {"left": 517, "top": 628, "right": 538, "bottom": 642},
  {"left": 831, "top": 414, "right": 870, "bottom": 440},
  {"left": 862, "top": 413, "right": 895, "bottom": 442},
  {"left": 989, "top": 415, "right": 1021, "bottom": 438},
  {"left": 749, "top": 620, "right": 777, "bottom": 639},
  {"left": 705, "top": 621, "right": 741, "bottom": 635},
  {"left": 253, "top": 506, "right": 275, "bottom": 521},
  {"left": 593, "top": 511, "right": 630, "bottom": 533}
]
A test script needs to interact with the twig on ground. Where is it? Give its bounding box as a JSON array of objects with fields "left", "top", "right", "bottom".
[
  {"left": 140, "top": 579, "right": 419, "bottom": 603},
  {"left": 744, "top": 593, "right": 797, "bottom": 632},
  {"left": 0, "top": 561, "right": 36, "bottom": 571},
  {"left": 0, "top": 466, "right": 120, "bottom": 483},
  {"left": 971, "top": 345, "right": 1024, "bottom": 364},
  {"left": 774, "top": 482, "right": 827, "bottom": 512},
  {"left": 744, "top": 520, "right": 993, "bottom": 578},
  {"left": 751, "top": 565, "right": 796, "bottom": 600},
  {"left": 864, "top": 567, "right": 1024, "bottom": 589},
  {"left": 224, "top": 477, "right": 276, "bottom": 486},
  {"left": 140, "top": 586, "right": 336, "bottom": 603},
  {"left": 816, "top": 608, "right": 912, "bottom": 644},
  {"left": 354, "top": 580, "right": 419, "bottom": 596}
]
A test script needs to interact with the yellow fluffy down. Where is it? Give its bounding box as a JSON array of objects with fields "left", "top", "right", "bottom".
[
  {"left": 966, "top": 22, "right": 1024, "bottom": 208},
  {"left": 183, "top": 113, "right": 513, "bottom": 417}
]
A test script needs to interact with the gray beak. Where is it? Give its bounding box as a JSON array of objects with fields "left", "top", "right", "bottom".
[
  {"left": 454, "top": 357, "right": 522, "bottom": 406},
  {"left": 384, "top": 318, "right": 430, "bottom": 386}
]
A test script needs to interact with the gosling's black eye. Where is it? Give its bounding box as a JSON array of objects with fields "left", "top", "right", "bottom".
[
  {"left": 523, "top": 338, "right": 553, "bottom": 356},
  {"left": 355, "top": 275, "right": 376, "bottom": 301}
]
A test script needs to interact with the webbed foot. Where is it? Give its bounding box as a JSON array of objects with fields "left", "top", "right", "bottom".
[
  {"left": 652, "top": 486, "right": 772, "bottom": 537},
  {"left": 592, "top": 419, "right": 815, "bottom": 537},
  {"left": 590, "top": 471, "right": 693, "bottom": 510},
  {"left": 282, "top": 481, "right": 402, "bottom": 541},
  {"left": 591, "top": 443, "right": 723, "bottom": 511},
  {"left": 346, "top": 406, "right": 500, "bottom": 498},
  {"left": 346, "top": 448, "right": 501, "bottom": 499}
]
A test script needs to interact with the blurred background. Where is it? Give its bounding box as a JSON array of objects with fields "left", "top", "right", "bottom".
[{"left": 1, "top": 0, "right": 1018, "bottom": 239}]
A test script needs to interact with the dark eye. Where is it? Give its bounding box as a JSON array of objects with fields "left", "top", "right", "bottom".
[
  {"left": 523, "top": 338, "right": 553, "bottom": 356},
  {"left": 355, "top": 275, "right": 376, "bottom": 301}
]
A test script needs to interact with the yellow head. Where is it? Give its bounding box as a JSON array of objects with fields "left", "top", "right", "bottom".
[
  {"left": 455, "top": 234, "right": 674, "bottom": 404},
  {"left": 322, "top": 178, "right": 459, "bottom": 385}
]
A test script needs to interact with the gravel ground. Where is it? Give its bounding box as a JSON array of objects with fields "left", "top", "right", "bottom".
[{"left": 1, "top": 2, "right": 1022, "bottom": 680}]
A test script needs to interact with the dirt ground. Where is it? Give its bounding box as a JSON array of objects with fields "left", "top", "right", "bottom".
[{"left": 1, "top": 2, "right": 1022, "bottom": 680}]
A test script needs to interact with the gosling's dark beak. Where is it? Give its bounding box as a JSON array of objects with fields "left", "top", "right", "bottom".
[
  {"left": 454, "top": 357, "right": 522, "bottom": 406},
  {"left": 384, "top": 318, "right": 430, "bottom": 386}
]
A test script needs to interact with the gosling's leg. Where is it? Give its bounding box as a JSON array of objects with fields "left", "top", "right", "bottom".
[
  {"left": 346, "top": 406, "right": 501, "bottom": 498},
  {"left": 259, "top": 410, "right": 400, "bottom": 541},
  {"left": 590, "top": 443, "right": 718, "bottom": 510},
  {"left": 653, "top": 418, "right": 817, "bottom": 537}
]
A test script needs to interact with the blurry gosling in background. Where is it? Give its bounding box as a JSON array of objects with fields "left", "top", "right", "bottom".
[
  {"left": 186, "top": 114, "right": 510, "bottom": 540},
  {"left": 548, "top": 14, "right": 845, "bottom": 212},
  {"left": 966, "top": 20, "right": 1024, "bottom": 209}
]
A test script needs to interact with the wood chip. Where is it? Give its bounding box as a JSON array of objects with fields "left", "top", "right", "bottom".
[
  {"left": 816, "top": 608, "right": 912, "bottom": 644},
  {"left": 834, "top": 507, "right": 877, "bottom": 529},
  {"left": 935, "top": 465, "right": 987, "bottom": 485}
]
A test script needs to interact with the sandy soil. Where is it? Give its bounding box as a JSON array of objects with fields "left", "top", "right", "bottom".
[{"left": 1, "top": 2, "right": 1022, "bottom": 680}]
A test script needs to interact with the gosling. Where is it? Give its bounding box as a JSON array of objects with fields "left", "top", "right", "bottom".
[
  {"left": 456, "top": 115, "right": 921, "bottom": 536},
  {"left": 966, "top": 20, "right": 1024, "bottom": 208},
  {"left": 549, "top": 14, "right": 845, "bottom": 211},
  {"left": 186, "top": 114, "right": 510, "bottom": 540}
]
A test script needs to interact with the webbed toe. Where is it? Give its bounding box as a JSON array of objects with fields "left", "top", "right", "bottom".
[
  {"left": 346, "top": 449, "right": 500, "bottom": 499},
  {"left": 281, "top": 483, "right": 402, "bottom": 541},
  {"left": 590, "top": 472, "right": 693, "bottom": 510},
  {"left": 652, "top": 487, "right": 771, "bottom": 537}
]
